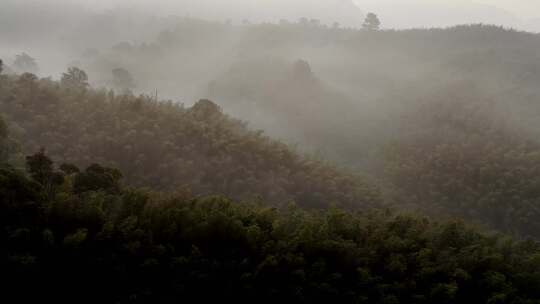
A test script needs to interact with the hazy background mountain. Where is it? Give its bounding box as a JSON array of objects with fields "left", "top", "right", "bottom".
[{"left": 3, "top": 0, "right": 540, "bottom": 80}]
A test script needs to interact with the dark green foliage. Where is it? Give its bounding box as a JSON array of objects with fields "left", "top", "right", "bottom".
[
  {"left": 26, "top": 149, "right": 56, "bottom": 185},
  {"left": 25, "top": 149, "right": 65, "bottom": 198},
  {"left": 0, "top": 74, "right": 380, "bottom": 209},
  {"left": 0, "top": 164, "right": 43, "bottom": 228},
  {"left": 73, "top": 163, "right": 122, "bottom": 194},
  {"left": 0, "top": 117, "right": 8, "bottom": 162},
  {"left": 2, "top": 156, "right": 540, "bottom": 303}
]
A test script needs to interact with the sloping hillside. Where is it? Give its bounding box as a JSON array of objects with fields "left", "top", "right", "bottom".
[{"left": 0, "top": 73, "right": 379, "bottom": 209}]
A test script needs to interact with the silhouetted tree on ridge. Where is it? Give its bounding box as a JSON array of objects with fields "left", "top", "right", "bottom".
[{"left": 362, "top": 12, "right": 381, "bottom": 31}]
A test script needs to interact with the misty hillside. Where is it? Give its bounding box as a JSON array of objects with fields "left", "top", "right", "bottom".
[
  {"left": 55, "top": 21, "right": 540, "bottom": 158},
  {"left": 5, "top": 20, "right": 540, "bottom": 238},
  {"left": 0, "top": 73, "right": 379, "bottom": 210},
  {"left": 89, "top": 19, "right": 540, "bottom": 239},
  {"left": 5, "top": 64, "right": 540, "bottom": 240},
  {"left": 207, "top": 58, "right": 367, "bottom": 161},
  {"left": 384, "top": 89, "right": 540, "bottom": 238}
]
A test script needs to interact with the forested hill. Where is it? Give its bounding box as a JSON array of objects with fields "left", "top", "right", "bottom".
[
  {"left": 69, "top": 21, "right": 540, "bottom": 169},
  {"left": 2, "top": 148, "right": 540, "bottom": 303},
  {"left": 0, "top": 72, "right": 379, "bottom": 210}
]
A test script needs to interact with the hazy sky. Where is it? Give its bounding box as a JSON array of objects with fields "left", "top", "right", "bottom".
[
  {"left": 360, "top": 0, "right": 540, "bottom": 18},
  {"left": 14, "top": 0, "right": 540, "bottom": 30},
  {"left": 74, "top": 0, "right": 540, "bottom": 17},
  {"left": 476, "top": 0, "right": 540, "bottom": 17},
  {"left": 83, "top": 0, "right": 540, "bottom": 29}
]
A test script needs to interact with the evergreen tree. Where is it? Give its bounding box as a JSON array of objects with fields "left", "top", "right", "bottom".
[{"left": 362, "top": 13, "right": 381, "bottom": 31}]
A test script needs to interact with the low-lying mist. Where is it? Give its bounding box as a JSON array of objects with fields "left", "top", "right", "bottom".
[{"left": 3, "top": 1, "right": 540, "bottom": 165}]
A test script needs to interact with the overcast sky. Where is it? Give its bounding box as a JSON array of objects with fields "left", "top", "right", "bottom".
[
  {"left": 18, "top": 0, "right": 540, "bottom": 31},
  {"left": 74, "top": 0, "right": 540, "bottom": 16},
  {"left": 475, "top": 0, "right": 540, "bottom": 18},
  {"left": 361, "top": 0, "right": 540, "bottom": 17}
]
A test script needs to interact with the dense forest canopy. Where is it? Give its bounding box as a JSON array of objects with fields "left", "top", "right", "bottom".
[{"left": 3, "top": 150, "right": 540, "bottom": 303}]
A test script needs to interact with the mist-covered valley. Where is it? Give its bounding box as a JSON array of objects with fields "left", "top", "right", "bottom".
[{"left": 3, "top": 0, "right": 540, "bottom": 303}]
